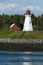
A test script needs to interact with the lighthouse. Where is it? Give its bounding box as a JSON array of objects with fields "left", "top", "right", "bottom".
[{"left": 23, "top": 9, "right": 33, "bottom": 31}]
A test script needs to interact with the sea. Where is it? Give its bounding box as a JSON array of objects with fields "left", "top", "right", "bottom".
[{"left": 0, "top": 51, "right": 43, "bottom": 65}]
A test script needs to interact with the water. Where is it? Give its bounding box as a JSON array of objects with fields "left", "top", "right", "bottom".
[{"left": 0, "top": 51, "right": 43, "bottom": 65}]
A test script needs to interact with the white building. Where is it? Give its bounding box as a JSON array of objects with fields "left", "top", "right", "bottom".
[{"left": 23, "top": 9, "right": 33, "bottom": 31}]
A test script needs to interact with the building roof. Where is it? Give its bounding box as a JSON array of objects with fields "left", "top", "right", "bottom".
[
  {"left": 10, "top": 24, "right": 15, "bottom": 28},
  {"left": 25, "top": 9, "right": 30, "bottom": 15}
]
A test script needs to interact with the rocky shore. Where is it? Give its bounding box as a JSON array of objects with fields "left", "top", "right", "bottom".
[
  {"left": 0, "top": 39, "right": 43, "bottom": 51},
  {"left": 0, "top": 39, "right": 43, "bottom": 44}
]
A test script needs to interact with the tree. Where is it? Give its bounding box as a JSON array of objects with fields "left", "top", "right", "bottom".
[
  {"left": 12, "top": 14, "right": 20, "bottom": 26},
  {"left": 0, "top": 15, "right": 2, "bottom": 29},
  {"left": 31, "top": 14, "right": 37, "bottom": 30}
]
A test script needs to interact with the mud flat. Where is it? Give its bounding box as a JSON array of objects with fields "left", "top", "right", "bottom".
[{"left": 0, "top": 39, "right": 43, "bottom": 51}]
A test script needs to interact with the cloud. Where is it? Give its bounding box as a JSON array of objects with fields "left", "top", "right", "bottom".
[
  {"left": 21, "top": 5, "right": 43, "bottom": 12},
  {"left": 0, "top": 3, "right": 18, "bottom": 13},
  {"left": 0, "top": 3, "right": 43, "bottom": 15}
]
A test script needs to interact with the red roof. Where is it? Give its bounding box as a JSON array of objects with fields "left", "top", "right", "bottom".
[{"left": 25, "top": 9, "right": 30, "bottom": 15}]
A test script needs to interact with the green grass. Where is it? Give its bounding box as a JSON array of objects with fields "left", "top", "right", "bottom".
[{"left": 0, "top": 30, "right": 43, "bottom": 39}]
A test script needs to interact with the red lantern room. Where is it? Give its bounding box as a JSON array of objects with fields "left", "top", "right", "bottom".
[{"left": 25, "top": 9, "right": 30, "bottom": 15}]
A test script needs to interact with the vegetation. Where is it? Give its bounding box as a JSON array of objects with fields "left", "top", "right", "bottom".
[
  {"left": 0, "top": 30, "right": 43, "bottom": 39},
  {"left": 0, "top": 14, "right": 24, "bottom": 30},
  {"left": 0, "top": 13, "right": 43, "bottom": 39},
  {"left": 0, "top": 13, "right": 43, "bottom": 31}
]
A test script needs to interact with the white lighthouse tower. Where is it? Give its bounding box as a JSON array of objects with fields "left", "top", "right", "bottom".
[{"left": 23, "top": 9, "right": 33, "bottom": 31}]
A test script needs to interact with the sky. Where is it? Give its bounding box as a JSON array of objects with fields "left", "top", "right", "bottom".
[{"left": 0, "top": 0, "right": 43, "bottom": 16}]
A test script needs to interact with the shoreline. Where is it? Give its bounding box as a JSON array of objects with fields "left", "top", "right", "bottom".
[
  {"left": 0, "top": 39, "right": 43, "bottom": 51},
  {"left": 0, "top": 39, "right": 43, "bottom": 44}
]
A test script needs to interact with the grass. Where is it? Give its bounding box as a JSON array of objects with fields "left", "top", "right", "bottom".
[{"left": 0, "top": 30, "right": 43, "bottom": 39}]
